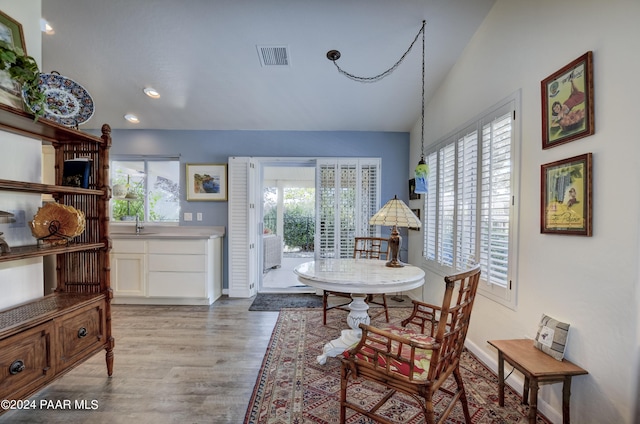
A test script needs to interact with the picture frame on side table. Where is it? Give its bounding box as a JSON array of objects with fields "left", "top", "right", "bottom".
[
  {"left": 186, "top": 163, "right": 227, "bottom": 201},
  {"left": 540, "top": 153, "right": 592, "bottom": 236},
  {"left": 541, "top": 51, "right": 594, "bottom": 149},
  {"left": 0, "top": 11, "right": 28, "bottom": 110}
]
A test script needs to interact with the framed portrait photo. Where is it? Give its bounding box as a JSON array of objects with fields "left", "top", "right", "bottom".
[
  {"left": 186, "top": 163, "right": 227, "bottom": 201},
  {"left": 541, "top": 51, "right": 594, "bottom": 149},
  {"left": 408, "top": 178, "right": 420, "bottom": 200},
  {"left": 540, "top": 153, "right": 592, "bottom": 236},
  {"left": 0, "top": 11, "right": 28, "bottom": 110}
]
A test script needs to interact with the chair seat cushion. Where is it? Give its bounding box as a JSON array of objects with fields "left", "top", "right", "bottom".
[{"left": 344, "top": 325, "right": 434, "bottom": 381}]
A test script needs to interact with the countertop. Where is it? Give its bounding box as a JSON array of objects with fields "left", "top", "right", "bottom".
[{"left": 110, "top": 225, "right": 225, "bottom": 239}]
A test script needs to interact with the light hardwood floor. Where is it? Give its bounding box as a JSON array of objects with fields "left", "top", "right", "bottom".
[{"left": 0, "top": 297, "right": 278, "bottom": 424}]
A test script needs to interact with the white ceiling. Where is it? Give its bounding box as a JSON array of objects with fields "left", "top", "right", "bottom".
[{"left": 40, "top": 0, "right": 495, "bottom": 132}]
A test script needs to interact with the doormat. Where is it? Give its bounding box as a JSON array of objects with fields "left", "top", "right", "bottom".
[
  {"left": 249, "top": 293, "right": 323, "bottom": 311},
  {"left": 248, "top": 293, "right": 412, "bottom": 311}
]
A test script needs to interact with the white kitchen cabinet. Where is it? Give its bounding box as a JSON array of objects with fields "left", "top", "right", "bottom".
[{"left": 110, "top": 228, "right": 223, "bottom": 305}]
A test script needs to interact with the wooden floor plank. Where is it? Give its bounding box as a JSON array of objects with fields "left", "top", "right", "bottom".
[{"left": 0, "top": 297, "right": 278, "bottom": 423}]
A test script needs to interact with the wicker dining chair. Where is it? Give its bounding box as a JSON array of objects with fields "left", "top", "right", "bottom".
[
  {"left": 340, "top": 265, "right": 481, "bottom": 424},
  {"left": 322, "top": 237, "right": 391, "bottom": 325}
]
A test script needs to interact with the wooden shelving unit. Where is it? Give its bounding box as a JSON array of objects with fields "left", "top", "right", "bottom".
[{"left": 0, "top": 104, "right": 113, "bottom": 411}]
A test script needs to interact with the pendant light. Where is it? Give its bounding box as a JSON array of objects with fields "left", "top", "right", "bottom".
[{"left": 414, "top": 20, "right": 429, "bottom": 194}]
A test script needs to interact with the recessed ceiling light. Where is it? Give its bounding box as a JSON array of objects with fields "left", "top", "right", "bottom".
[
  {"left": 143, "top": 87, "right": 160, "bottom": 99},
  {"left": 124, "top": 114, "right": 140, "bottom": 123}
]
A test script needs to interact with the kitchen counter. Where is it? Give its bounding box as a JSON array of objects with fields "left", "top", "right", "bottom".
[{"left": 110, "top": 225, "right": 225, "bottom": 239}]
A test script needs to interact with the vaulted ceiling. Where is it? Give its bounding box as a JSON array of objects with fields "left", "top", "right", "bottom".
[{"left": 41, "top": 0, "right": 495, "bottom": 131}]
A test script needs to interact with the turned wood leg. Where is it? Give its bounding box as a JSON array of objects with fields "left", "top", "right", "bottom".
[
  {"left": 562, "top": 376, "right": 572, "bottom": 424},
  {"left": 528, "top": 378, "right": 539, "bottom": 424},
  {"left": 497, "top": 351, "right": 505, "bottom": 407}
]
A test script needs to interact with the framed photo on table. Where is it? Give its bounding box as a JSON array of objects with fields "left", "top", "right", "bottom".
[
  {"left": 0, "top": 11, "right": 28, "bottom": 110},
  {"left": 541, "top": 51, "right": 594, "bottom": 149},
  {"left": 540, "top": 153, "right": 592, "bottom": 236},
  {"left": 186, "top": 163, "right": 227, "bottom": 201}
]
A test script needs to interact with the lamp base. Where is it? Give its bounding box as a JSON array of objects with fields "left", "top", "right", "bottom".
[
  {"left": 385, "top": 258, "right": 405, "bottom": 268},
  {"left": 385, "top": 225, "right": 404, "bottom": 267}
]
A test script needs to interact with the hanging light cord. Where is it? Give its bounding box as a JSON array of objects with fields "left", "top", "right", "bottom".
[
  {"left": 328, "top": 21, "right": 426, "bottom": 83},
  {"left": 420, "top": 19, "right": 425, "bottom": 159}
]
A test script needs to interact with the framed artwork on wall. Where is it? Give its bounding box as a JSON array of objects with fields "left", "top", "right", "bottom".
[
  {"left": 0, "top": 11, "right": 28, "bottom": 110},
  {"left": 186, "top": 163, "right": 227, "bottom": 201},
  {"left": 540, "top": 153, "right": 592, "bottom": 236},
  {"left": 541, "top": 51, "right": 594, "bottom": 149},
  {"left": 408, "top": 178, "right": 420, "bottom": 200}
]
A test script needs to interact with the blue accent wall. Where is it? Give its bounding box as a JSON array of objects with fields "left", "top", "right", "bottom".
[{"left": 105, "top": 129, "right": 410, "bottom": 288}]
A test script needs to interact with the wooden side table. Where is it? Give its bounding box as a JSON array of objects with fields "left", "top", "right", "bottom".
[{"left": 488, "top": 339, "right": 588, "bottom": 424}]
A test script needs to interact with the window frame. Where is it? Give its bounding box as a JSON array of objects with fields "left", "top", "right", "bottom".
[
  {"left": 110, "top": 155, "right": 181, "bottom": 225},
  {"left": 421, "top": 92, "right": 520, "bottom": 309}
]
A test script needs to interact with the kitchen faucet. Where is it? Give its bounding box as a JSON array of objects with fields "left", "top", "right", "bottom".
[{"left": 135, "top": 216, "right": 144, "bottom": 234}]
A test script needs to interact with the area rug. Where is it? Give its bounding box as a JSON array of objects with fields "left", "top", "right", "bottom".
[
  {"left": 249, "top": 293, "right": 323, "bottom": 310},
  {"left": 244, "top": 307, "right": 552, "bottom": 423},
  {"left": 249, "top": 293, "right": 413, "bottom": 311}
]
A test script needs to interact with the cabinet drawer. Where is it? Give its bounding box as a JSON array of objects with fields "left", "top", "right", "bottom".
[
  {"left": 0, "top": 324, "right": 53, "bottom": 401},
  {"left": 56, "top": 301, "right": 106, "bottom": 368},
  {"left": 148, "top": 239, "right": 205, "bottom": 255},
  {"left": 148, "top": 272, "right": 206, "bottom": 298},
  {"left": 112, "top": 239, "right": 146, "bottom": 254},
  {"left": 148, "top": 254, "right": 205, "bottom": 272}
]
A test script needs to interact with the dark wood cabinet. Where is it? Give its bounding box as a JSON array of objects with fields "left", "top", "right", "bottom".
[{"left": 0, "top": 104, "right": 113, "bottom": 413}]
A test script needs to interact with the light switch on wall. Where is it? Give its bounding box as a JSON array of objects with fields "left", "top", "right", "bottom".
[
  {"left": 184, "top": 212, "right": 193, "bottom": 221},
  {"left": 197, "top": 213, "right": 202, "bottom": 221}
]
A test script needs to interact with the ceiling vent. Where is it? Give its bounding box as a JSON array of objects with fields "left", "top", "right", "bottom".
[{"left": 257, "top": 45, "right": 290, "bottom": 67}]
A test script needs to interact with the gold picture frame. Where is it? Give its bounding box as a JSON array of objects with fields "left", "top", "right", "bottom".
[
  {"left": 0, "top": 10, "right": 27, "bottom": 110},
  {"left": 186, "top": 163, "right": 227, "bottom": 201}
]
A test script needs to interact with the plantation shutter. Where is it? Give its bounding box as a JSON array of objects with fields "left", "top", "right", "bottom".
[
  {"left": 424, "top": 151, "right": 438, "bottom": 261},
  {"left": 316, "top": 158, "right": 380, "bottom": 259},
  {"left": 456, "top": 131, "right": 478, "bottom": 269},
  {"left": 438, "top": 143, "right": 455, "bottom": 267},
  {"left": 480, "top": 111, "right": 512, "bottom": 288},
  {"left": 228, "top": 157, "right": 258, "bottom": 298}
]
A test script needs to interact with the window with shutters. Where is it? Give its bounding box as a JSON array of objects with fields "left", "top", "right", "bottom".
[
  {"left": 422, "top": 94, "right": 520, "bottom": 308},
  {"left": 316, "top": 158, "right": 381, "bottom": 259}
]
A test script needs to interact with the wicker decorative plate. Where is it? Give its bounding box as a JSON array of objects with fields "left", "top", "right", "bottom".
[{"left": 29, "top": 203, "right": 85, "bottom": 245}]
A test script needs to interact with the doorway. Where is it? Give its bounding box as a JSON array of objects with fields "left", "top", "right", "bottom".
[{"left": 260, "top": 162, "right": 316, "bottom": 293}]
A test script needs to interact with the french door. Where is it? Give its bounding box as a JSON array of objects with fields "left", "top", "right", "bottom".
[{"left": 228, "top": 157, "right": 381, "bottom": 297}]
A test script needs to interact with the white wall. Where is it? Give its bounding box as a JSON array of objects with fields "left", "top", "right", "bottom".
[
  {"left": 407, "top": 0, "right": 639, "bottom": 422},
  {"left": 0, "top": 1, "right": 44, "bottom": 310}
]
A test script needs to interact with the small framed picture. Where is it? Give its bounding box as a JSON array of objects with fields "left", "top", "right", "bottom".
[
  {"left": 186, "top": 164, "right": 227, "bottom": 201},
  {"left": 409, "top": 208, "right": 421, "bottom": 231},
  {"left": 408, "top": 178, "right": 420, "bottom": 200},
  {"left": 0, "top": 11, "right": 28, "bottom": 110},
  {"left": 540, "top": 153, "right": 592, "bottom": 236},
  {"left": 541, "top": 51, "right": 594, "bottom": 149}
]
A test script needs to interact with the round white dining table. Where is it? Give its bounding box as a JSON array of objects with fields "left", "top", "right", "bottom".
[{"left": 294, "top": 258, "right": 425, "bottom": 364}]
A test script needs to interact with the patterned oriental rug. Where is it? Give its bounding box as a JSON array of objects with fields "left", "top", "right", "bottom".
[{"left": 244, "top": 308, "right": 552, "bottom": 424}]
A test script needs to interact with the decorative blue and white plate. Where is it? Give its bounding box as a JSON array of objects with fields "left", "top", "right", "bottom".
[{"left": 24, "top": 73, "right": 94, "bottom": 127}]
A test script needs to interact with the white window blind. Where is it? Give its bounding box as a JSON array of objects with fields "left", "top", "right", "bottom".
[
  {"left": 422, "top": 94, "right": 519, "bottom": 307},
  {"left": 316, "top": 159, "right": 380, "bottom": 259}
]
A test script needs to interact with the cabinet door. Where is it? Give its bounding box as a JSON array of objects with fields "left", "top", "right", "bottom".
[
  {"left": 112, "top": 253, "right": 146, "bottom": 297},
  {"left": 0, "top": 324, "right": 53, "bottom": 401}
]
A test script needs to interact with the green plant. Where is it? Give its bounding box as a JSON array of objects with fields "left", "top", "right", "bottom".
[{"left": 0, "top": 40, "right": 45, "bottom": 118}]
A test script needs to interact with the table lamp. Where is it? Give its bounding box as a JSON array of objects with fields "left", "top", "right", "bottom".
[{"left": 369, "top": 195, "right": 421, "bottom": 267}]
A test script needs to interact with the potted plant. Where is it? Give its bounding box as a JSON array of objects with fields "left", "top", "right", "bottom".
[{"left": 0, "top": 40, "right": 45, "bottom": 119}]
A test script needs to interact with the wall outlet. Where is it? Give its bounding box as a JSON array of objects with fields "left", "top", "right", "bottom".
[
  {"left": 184, "top": 212, "right": 193, "bottom": 221},
  {"left": 197, "top": 213, "right": 202, "bottom": 221}
]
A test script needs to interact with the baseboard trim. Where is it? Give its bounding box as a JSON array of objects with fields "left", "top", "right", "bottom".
[{"left": 464, "top": 340, "right": 562, "bottom": 424}]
